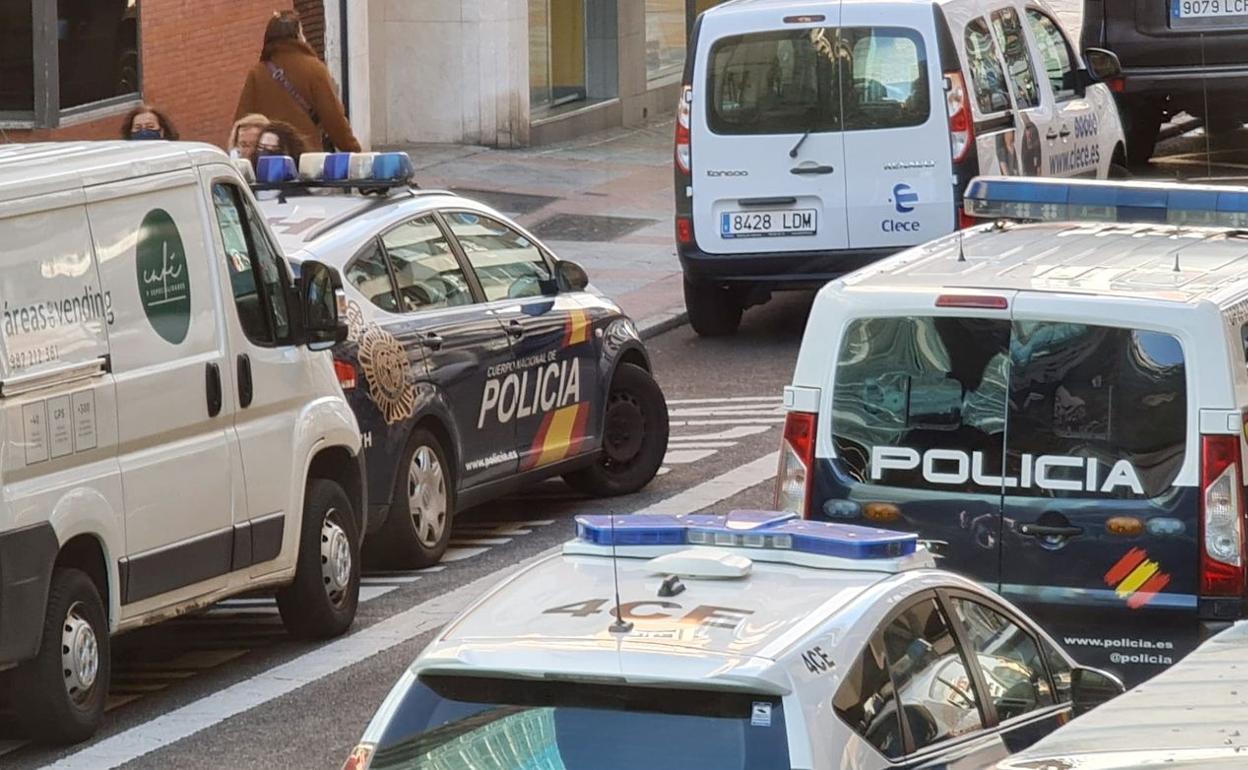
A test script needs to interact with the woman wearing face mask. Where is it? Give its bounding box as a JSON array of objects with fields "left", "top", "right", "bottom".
[{"left": 121, "top": 105, "right": 179, "bottom": 141}]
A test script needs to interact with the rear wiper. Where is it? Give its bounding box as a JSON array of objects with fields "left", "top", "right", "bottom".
[{"left": 789, "top": 128, "right": 812, "bottom": 158}]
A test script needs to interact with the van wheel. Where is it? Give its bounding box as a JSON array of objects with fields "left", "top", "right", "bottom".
[
  {"left": 11, "top": 568, "right": 109, "bottom": 744},
  {"left": 367, "top": 429, "right": 454, "bottom": 569},
  {"left": 1123, "top": 101, "right": 1162, "bottom": 167},
  {"left": 684, "top": 278, "right": 742, "bottom": 337},
  {"left": 564, "top": 363, "right": 669, "bottom": 497},
  {"left": 277, "top": 479, "right": 360, "bottom": 640}
]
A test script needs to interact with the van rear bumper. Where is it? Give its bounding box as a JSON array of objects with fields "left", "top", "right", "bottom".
[
  {"left": 678, "top": 245, "right": 900, "bottom": 289},
  {"left": 0, "top": 522, "right": 58, "bottom": 667},
  {"left": 1119, "top": 65, "right": 1248, "bottom": 110}
]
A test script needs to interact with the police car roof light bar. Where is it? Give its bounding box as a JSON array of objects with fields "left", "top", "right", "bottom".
[
  {"left": 963, "top": 176, "right": 1248, "bottom": 229},
  {"left": 250, "top": 151, "right": 417, "bottom": 194}
]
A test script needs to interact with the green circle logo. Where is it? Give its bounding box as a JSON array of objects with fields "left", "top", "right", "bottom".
[{"left": 136, "top": 209, "right": 191, "bottom": 345}]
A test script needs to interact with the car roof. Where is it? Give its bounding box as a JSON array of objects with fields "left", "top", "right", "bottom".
[{"left": 836, "top": 222, "right": 1248, "bottom": 307}]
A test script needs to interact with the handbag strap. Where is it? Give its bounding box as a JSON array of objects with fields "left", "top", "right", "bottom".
[{"left": 265, "top": 61, "right": 322, "bottom": 126}]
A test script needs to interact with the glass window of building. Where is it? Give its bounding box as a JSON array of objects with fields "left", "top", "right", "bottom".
[{"left": 646, "top": 0, "right": 685, "bottom": 82}]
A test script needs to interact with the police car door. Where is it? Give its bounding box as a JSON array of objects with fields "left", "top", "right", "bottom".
[
  {"left": 441, "top": 211, "right": 598, "bottom": 473},
  {"left": 988, "top": 3, "right": 1053, "bottom": 177},
  {"left": 1022, "top": 7, "right": 1103, "bottom": 177}
]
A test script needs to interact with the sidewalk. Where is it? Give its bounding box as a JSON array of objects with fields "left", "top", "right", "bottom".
[{"left": 387, "top": 120, "right": 686, "bottom": 337}]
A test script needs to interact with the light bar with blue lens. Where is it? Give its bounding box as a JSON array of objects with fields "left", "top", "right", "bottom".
[
  {"left": 250, "top": 151, "right": 415, "bottom": 190},
  {"left": 574, "top": 510, "right": 917, "bottom": 560},
  {"left": 964, "top": 176, "right": 1248, "bottom": 228},
  {"left": 255, "top": 155, "right": 298, "bottom": 185}
]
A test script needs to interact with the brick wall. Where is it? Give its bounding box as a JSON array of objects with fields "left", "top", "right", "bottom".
[{"left": 13, "top": 0, "right": 293, "bottom": 145}]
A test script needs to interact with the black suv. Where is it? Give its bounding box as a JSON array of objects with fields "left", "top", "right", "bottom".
[{"left": 1082, "top": 0, "right": 1248, "bottom": 164}]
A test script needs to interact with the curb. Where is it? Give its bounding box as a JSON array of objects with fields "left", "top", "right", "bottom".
[{"left": 637, "top": 309, "right": 689, "bottom": 340}]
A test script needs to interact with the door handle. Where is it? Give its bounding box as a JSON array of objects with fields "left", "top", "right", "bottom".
[
  {"left": 205, "top": 363, "right": 222, "bottom": 418},
  {"left": 790, "top": 165, "right": 835, "bottom": 175},
  {"left": 422, "top": 332, "right": 444, "bottom": 351},
  {"left": 237, "top": 354, "right": 253, "bottom": 409},
  {"left": 1019, "top": 523, "right": 1083, "bottom": 538},
  {"left": 739, "top": 196, "right": 798, "bottom": 207},
  {"left": 506, "top": 320, "right": 525, "bottom": 339}
]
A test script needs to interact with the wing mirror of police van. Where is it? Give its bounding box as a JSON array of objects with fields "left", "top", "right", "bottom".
[
  {"left": 556, "top": 259, "right": 590, "bottom": 293},
  {"left": 299, "top": 260, "right": 349, "bottom": 351},
  {"left": 1070, "top": 665, "right": 1125, "bottom": 716},
  {"left": 1081, "top": 48, "right": 1126, "bottom": 94}
]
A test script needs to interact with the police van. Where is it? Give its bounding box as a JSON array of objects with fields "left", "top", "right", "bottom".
[
  {"left": 674, "top": 0, "right": 1127, "bottom": 336},
  {"left": 0, "top": 142, "right": 365, "bottom": 743},
  {"left": 779, "top": 176, "right": 1248, "bottom": 685},
  {"left": 254, "top": 153, "right": 668, "bottom": 569},
  {"left": 341, "top": 512, "right": 1121, "bottom": 770}
]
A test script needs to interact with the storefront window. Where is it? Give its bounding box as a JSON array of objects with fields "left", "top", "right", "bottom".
[
  {"left": 530, "top": 0, "right": 554, "bottom": 110},
  {"left": 530, "top": 0, "right": 594, "bottom": 112},
  {"left": 646, "top": 0, "right": 685, "bottom": 82},
  {"left": 0, "top": 0, "right": 35, "bottom": 114}
]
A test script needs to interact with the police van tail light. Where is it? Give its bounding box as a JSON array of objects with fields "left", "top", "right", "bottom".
[
  {"left": 1200, "top": 434, "right": 1246, "bottom": 596},
  {"left": 334, "top": 359, "right": 358, "bottom": 391},
  {"left": 675, "top": 85, "right": 692, "bottom": 175},
  {"left": 945, "top": 71, "right": 973, "bottom": 163},
  {"left": 776, "top": 411, "right": 817, "bottom": 518}
]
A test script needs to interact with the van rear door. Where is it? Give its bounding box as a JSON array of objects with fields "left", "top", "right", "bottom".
[{"left": 691, "top": 10, "right": 849, "bottom": 256}]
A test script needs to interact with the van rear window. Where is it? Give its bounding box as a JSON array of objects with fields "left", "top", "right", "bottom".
[
  {"left": 706, "top": 27, "right": 929, "bottom": 136},
  {"left": 832, "top": 318, "right": 1187, "bottom": 499}
]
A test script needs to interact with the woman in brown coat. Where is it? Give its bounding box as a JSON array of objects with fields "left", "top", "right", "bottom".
[{"left": 234, "top": 11, "right": 361, "bottom": 154}]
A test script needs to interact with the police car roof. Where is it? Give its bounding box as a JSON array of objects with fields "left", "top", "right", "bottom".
[{"left": 837, "top": 222, "right": 1248, "bottom": 308}]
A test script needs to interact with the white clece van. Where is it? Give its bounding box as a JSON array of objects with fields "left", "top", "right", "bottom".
[
  {"left": 674, "top": 0, "right": 1128, "bottom": 335},
  {"left": 0, "top": 142, "right": 365, "bottom": 743}
]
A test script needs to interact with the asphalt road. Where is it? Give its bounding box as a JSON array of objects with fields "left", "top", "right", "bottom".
[{"left": 0, "top": 292, "right": 814, "bottom": 770}]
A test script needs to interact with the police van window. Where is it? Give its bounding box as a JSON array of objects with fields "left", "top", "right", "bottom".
[
  {"left": 882, "top": 598, "right": 984, "bottom": 750},
  {"left": 1006, "top": 323, "right": 1187, "bottom": 499},
  {"left": 367, "top": 676, "right": 792, "bottom": 770},
  {"left": 444, "top": 212, "right": 554, "bottom": 302},
  {"left": 842, "top": 28, "right": 930, "bottom": 131},
  {"left": 211, "top": 183, "right": 291, "bottom": 344},
  {"left": 1025, "top": 10, "right": 1077, "bottom": 101},
  {"left": 831, "top": 317, "right": 1011, "bottom": 493},
  {"left": 965, "top": 19, "right": 1011, "bottom": 114},
  {"left": 381, "top": 216, "right": 473, "bottom": 313},
  {"left": 346, "top": 240, "right": 400, "bottom": 313},
  {"left": 950, "top": 597, "right": 1055, "bottom": 721},
  {"left": 834, "top": 633, "right": 905, "bottom": 758},
  {"left": 991, "top": 8, "right": 1041, "bottom": 110}
]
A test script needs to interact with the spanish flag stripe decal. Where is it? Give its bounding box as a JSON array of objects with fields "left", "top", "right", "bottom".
[
  {"left": 1104, "top": 547, "right": 1147, "bottom": 586},
  {"left": 568, "top": 402, "right": 591, "bottom": 454},
  {"left": 564, "top": 310, "right": 590, "bottom": 347},
  {"left": 534, "top": 404, "right": 582, "bottom": 468},
  {"left": 522, "top": 411, "right": 558, "bottom": 471},
  {"left": 1127, "top": 571, "right": 1172, "bottom": 610},
  {"left": 1115, "top": 560, "right": 1159, "bottom": 598}
]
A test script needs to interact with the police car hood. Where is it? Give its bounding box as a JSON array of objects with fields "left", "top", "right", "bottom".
[{"left": 414, "top": 552, "right": 880, "bottom": 694}]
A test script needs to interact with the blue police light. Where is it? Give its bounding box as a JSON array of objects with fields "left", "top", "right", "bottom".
[
  {"left": 295, "top": 151, "right": 415, "bottom": 185},
  {"left": 255, "top": 155, "right": 298, "bottom": 185},
  {"left": 964, "top": 176, "right": 1248, "bottom": 228}
]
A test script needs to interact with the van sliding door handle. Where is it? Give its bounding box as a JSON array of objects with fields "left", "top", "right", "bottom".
[
  {"left": 237, "top": 354, "right": 254, "bottom": 409},
  {"left": 205, "top": 363, "right": 222, "bottom": 418},
  {"left": 1019, "top": 523, "right": 1083, "bottom": 538},
  {"left": 791, "top": 165, "right": 835, "bottom": 175}
]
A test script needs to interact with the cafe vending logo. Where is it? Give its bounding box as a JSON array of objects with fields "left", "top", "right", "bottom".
[{"left": 136, "top": 209, "right": 191, "bottom": 344}]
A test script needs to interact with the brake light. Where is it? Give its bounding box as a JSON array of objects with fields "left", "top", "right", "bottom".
[
  {"left": 776, "top": 411, "right": 817, "bottom": 517},
  {"left": 1201, "top": 433, "right": 1246, "bottom": 596},
  {"left": 676, "top": 216, "right": 694, "bottom": 245},
  {"left": 675, "top": 85, "right": 692, "bottom": 175},
  {"left": 334, "top": 359, "right": 358, "bottom": 390},
  {"left": 1106, "top": 76, "right": 1127, "bottom": 94},
  {"left": 935, "top": 294, "right": 1008, "bottom": 310},
  {"left": 341, "top": 744, "right": 374, "bottom": 770},
  {"left": 945, "top": 71, "right": 973, "bottom": 163},
  {"left": 957, "top": 208, "right": 978, "bottom": 230}
]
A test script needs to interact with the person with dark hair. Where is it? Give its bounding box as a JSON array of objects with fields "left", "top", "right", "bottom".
[
  {"left": 234, "top": 10, "right": 361, "bottom": 154},
  {"left": 255, "top": 120, "right": 307, "bottom": 163},
  {"left": 122, "top": 104, "right": 178, "bottom": 140}
]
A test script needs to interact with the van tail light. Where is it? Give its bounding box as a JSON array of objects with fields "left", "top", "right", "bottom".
[
  {"left": 341, "top": 744, "right": 374, "bottom": 770},
  {"left": 1106, "top": 75, "right": 1127, "bottom": 94},
  {"left": 957, "top": 208, "right": 978, "bottom": 230},
  {"left": 1200, "top": 433, "right": 1246, "bottom": 596},
  {"left": 945, "top": 71, "right": 973, "bottom": 163},
  {"left": 776, "top": 411, "right": 817, "bottom": 518},
  {"left": 334, "top": 359, "right": 358, "bottom": 391},
  {"left": 675, "top": 85, "right": 692, "bottom": 175},
  {"left": 676, "top": 216, "right": 694, "bottom": 246}
]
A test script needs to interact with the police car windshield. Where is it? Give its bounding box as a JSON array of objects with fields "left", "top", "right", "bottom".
[{"left": 369, "top": 676, "right": 791, "bottom": 770}]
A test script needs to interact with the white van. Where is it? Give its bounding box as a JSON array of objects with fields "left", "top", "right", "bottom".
[
  {"left": 0, "top": 142, "right": 364, "bottom": 743},
  {"left": 674, "top": 0, "right": 1128, "bottom": 335}
]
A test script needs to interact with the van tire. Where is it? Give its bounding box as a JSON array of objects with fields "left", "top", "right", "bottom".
[
  {"left": 684, "top": 278, "right": 742, "bottom": 337},
  {"left": 367, "top": 429, "right": 454, "bottom": 569},
  {"left": 277, "top": 479, "right": 360, "bottom": 640},
  {"left": 11, "top": 568, "right": 109, "bottom": 744},
  {"left": 564, "top": 363, "right": 669, "bottom": 497},
  {"left": 1122, "top": 102, "right": 1162, "bottom": 167}
]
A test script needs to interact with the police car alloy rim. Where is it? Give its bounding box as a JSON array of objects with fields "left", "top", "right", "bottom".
[
  {"left": 603, "top": 390, "right": 646, "bottom": 467},
  {"left": 408, "top": 446, "right": 448, "bottom": 548},
  {"left": 61, "top": 601, "right": 99, "bottom": 705},
  {"left": 321, "top": 511, "right": 353, "bottom": 606}
]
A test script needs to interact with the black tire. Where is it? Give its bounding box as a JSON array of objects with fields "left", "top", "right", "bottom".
[
  {"left": 1109, "top": 146, "right": 1131, "bottom": 179},
  {"left": 365, "top": 428, "right": 454, "bottom": 569},
  {"left": 11, "top": 568, "right": 110, "bottom": 744},
  {"left": 1122, "top": 101, "right": 1162, "bottom": 167},
  {"left": 684, "top": 277, "right": 743, "bottom": 337},
  {"left": 277, "top": 479, "right": 361, "bottom": 640},
  {"left": 564, "top": 363, "right": 669, "bottom": 497}
]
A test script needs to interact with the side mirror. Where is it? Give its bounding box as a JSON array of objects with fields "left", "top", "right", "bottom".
[
  {"left": 1081, "top": 48, "right": 1125, "bottom": 92},
  {"left": 556, "top": 259, "right": 590, "bottom": 293},
  {"left": 299, "top": 260, "right": 348, "bottom": 351},
  {"left": 1070, "top": 665, "right": 1125, "bottom": 716}
]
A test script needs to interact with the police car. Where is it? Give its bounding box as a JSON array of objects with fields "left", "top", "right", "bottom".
[
  {"left": 674, "top": 0, "right": 1128, "bottom": 336},
  {"left": 340, "top": 512, "right": 1121, "bottom": 770},
  {"left": 779, "top": 175, "right": 1248, "bottom": 686},
  {"left": 253, "top": 153, "right": 669, "bottom": 568}
]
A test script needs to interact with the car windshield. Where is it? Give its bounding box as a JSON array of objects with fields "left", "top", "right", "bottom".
[{"left": 368, "top": 677, "right": 791, "bottom": 770}]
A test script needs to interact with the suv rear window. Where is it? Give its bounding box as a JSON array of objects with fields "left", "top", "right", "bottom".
[{"left": 706, "top": 27, "right": 929, "bottom": 135}]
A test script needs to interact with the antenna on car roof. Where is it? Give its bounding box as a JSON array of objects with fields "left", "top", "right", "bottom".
[
  {"left": 607, "top": 515, "right": 633, "bottom": 635},
  {"left": 1200, "top": 33, "right": 1213, "bottom": 181},
  {"left": 956, "top": 229, "right": 967, "bottom": 262}
]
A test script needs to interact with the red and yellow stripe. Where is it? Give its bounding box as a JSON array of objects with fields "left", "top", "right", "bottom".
[
  {"left": 563, "top": 309, "right": 591, "bottom": 347},
  {"left": 1104, "top": 547, "right": 1172, "bottom": 610},
  {"left": 522, "top": 402, "right": 590, "bottom": 470}
]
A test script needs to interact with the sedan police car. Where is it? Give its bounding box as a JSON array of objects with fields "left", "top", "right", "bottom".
[
  {"left": 252, "top": 153, "right": 669, "bottom": 568},
  {"left": 341, "top": 512, "right": 1122, "bottom": 770}
]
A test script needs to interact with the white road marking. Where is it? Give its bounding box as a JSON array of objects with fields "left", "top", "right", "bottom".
[
  {"left": 449, "top": 537, "right": 512, "bottom": 546},
  {"left": 666, "top": 396, "right": 782, "bottom": 404},
  {"left": 662, "top": 448, "right": 718, "bottom": 465},
  {"left": 673, "top": 418, "right": 785, "bottom": 426},
  {"left": 361, "top": 574, "right": 424, "bottom": 584},
  {"left": 204, "top": 586, "right": 395, "bottom": 617},
  {"left": 441, "top": 546, "right": 491, "bottom": 562},
  {"left": 668, "top": 425, "right": 772, "bottom": 442},
  {"left": 45, "top": 450, "right": 785, "bottom": 770},
  {"left": 663, "top": 441, "right": 738, "bottom": 449}
]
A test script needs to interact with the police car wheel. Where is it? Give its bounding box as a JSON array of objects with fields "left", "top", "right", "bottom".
[
  {"left": 370, "top": 429, "right": 455, "bottom": 569},
  {"left": 277, "top": 479, "right": 361, "bottom": 640},
  {"left": 564, "top": 363, "right": 669, "bottom": 497},
  {"left": 684, "top": 278, "right": 742, "bottom": 337},
  {"left": 11, "top": 567, "right": 110, "bottom": 744}
]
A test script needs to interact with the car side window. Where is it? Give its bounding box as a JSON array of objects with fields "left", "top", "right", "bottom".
[
  {"left": 834, "top": 633, "right": 906, "bottom": 758},
  {"left": 1040, "top": 637, "right": 1073, "bottom": 703},
  {"left": 965, "top": 18, "right": 1011, "bottom": 114},
  {"left": 444, "top": 212, "right": 554, "bottom": 302},
  {"left": 381, "top": 215, "right": 474, "bottom": 313},
  {"left": 991, "top": 7, "right": 1041, "bottom": 110},
  {"left": 950, "top": 597, "right": 1056, "bottom": 721},
  {"left": 211, "top": 182, "right": 292, "bottom": 344},
  {"left": 1025, "top": 9, "right": 1077, "bottom": 101},
  {"left": 346, "top": 240, "right": 400, "bottom": 313}
]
